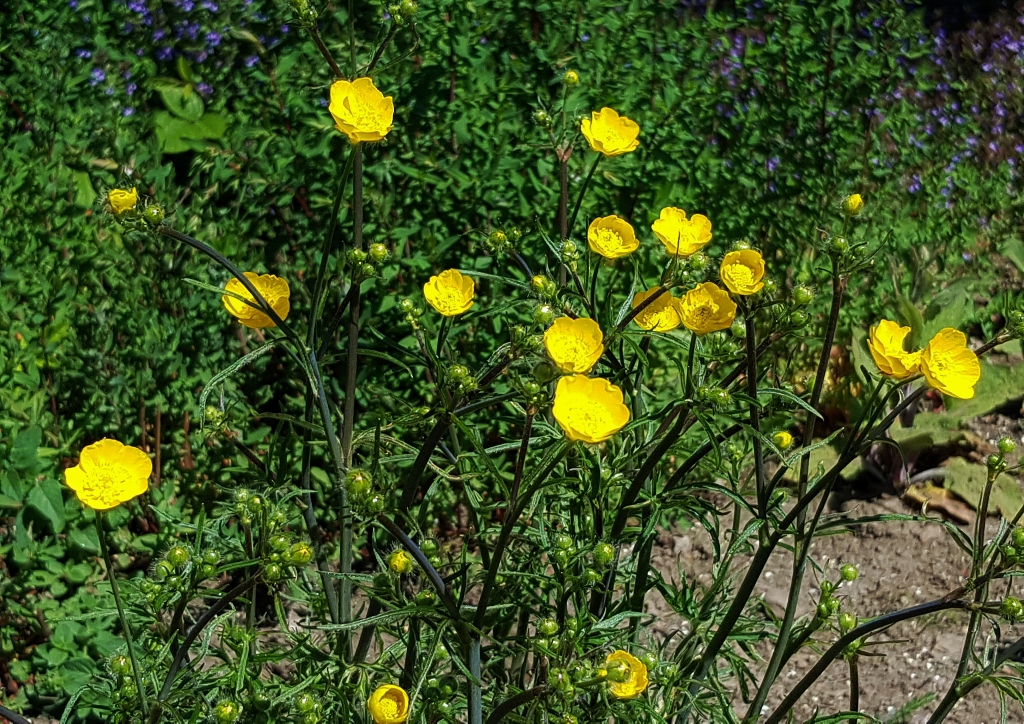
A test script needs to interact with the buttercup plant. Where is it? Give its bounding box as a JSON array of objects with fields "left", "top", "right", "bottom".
[{"left": 55, "top": 7, "right": 1024, "bottom": 724}]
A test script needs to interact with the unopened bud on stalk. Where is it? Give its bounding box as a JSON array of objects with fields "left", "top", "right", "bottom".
[
  {"left": 563, "top": 69, "right": 580, "bottom": 86},
  {"left": 388, "top": 549, "right": 413, "bottom": 575},
  {"left": 792, "top": 285, "right": 814, "bottom": 306},
  {"left": 772, "top": 431, "right": 794, "bottom": 451},
  {"left": 840, "top": 563, "right": 859, "bottom": 582},
  {"left": 368, "top": 242, "right": 390, "bottom": 263},
  {"left": 838, "top": 612, "right": 857, "bottom": 633},
  {"left": 842, "top": 193, "right": 864, "bottom": 217},
  {"left": 998, "top": 437, "right": 1017, "bottom": 455},
  {"left": 142, "top": 203, "right": 164, "bottom": 225},
  {"left": 213, "top": 701, "right": 243, "bottom": 724},
  {"left": 534, "top": 109, "right": 550, "bottom": 125},
  {"left": 1001, "top": 596, "right": 1024, "bottom": 622},
  {"left": 534, "top": 304, "right": 556, "bottom": 326}
]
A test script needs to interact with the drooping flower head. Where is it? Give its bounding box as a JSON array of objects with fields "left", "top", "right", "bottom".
[
  {"left": 65, "top": 439, "right": 152, "bottom": 511},
  {"left": 367, "top": 684, "right": 409, "bottom": 724},
  {"left": 552, "top": 375, "right": 630, "bottom": 444},
  {"left": 544, "top": 317, "right": 604, "bottom": 374},
  {"left": 423, "top": 269, "right": 475, "bottom": 316},
  {"left": 678, "top": 282, "right": 737, "bottom": 334},
  {"left": 868, "top": 320, "right": 921, "bottom": 379},
  {"left": 652, "top": 207, "right": 712, "bottom": 257},
  {"left": 719, "top": 250, "right": 765, "bottom": 295},
  {"left": 920, "top": 328, "right": 981, "bottom": 399},
  {"left": 222, "top": 272, "right": 291, "bottom": 329},
  {"left": 604, "top": 650, "right": 649, "bottom": 699},
  {"left": 632, "top": 287, "right": 681, "bottom": 332},
  {"left": 329, "top": 77, "right": 394, "bottom": 143},
  {"left": 580, "top": 107, "right": 640, "bottom": 157},
  {"left": 587, "top": 215, "right": 638, "bottom": 259},
  {"left": 108, "top": 187, "right": 139, "bottom": 215}
]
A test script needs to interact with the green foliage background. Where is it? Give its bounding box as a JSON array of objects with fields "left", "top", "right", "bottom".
[{"left": 1, "top": 0, "right": 1022, "bottom": 718}]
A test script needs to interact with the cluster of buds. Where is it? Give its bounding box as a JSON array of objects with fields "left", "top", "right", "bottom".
[
  {"left": 106, "top": 187, "right": 165, "bottom": 229},
  {"left": 143, "top": 545, "right": 221, "bottom": 602},
  {"left": 1000, "top": 526, "right": 1024, "bottom": 568},
  {"left": 289, "top": 0, "right": 319, "bottom": 26},
  {"left": 263, "top": 532, "right": 314, "bottom": 582},
  {"left": 696, "top": 385, "right": 731, "bottom": 410},
  {"left": 988, "top": 436, "right": 1017, "bottom": 474},
  {"left": 509, "top": 324, "right": 544, "bottom": 359},
  {"left": 534, "top": 108, "right": 554, "bottom": 130},
  {"left": 483, "top": 227, "right": 521, "bottom": 255},
  {"left": 531, "top": 274, "right": 559, "bottom": 302},
  {"left": 294, "top": 692, "right": 323, "bottom": 724},
  {"left": 202, "top": 405, "right": 229, "bottom": 435},
  {"left": 349, "top": 243, "right": 390, "bottom": 280},
  {"left": 346, "top": 468, "right": 386, "bottom": 515},
  {"left": 1007, "top": 310, "right": 1024, "bottom": 339},
  {"left": 398, "top": 297, "right": 425, "bottom": 328},
  {"left": 386, "top": 0, "right": 418, "bottom": 24},
  {"left": 816, "top": 580, "right": 843, "bottom": 619},
  {"left": 521, "top": 379, "right": 548, "bottom": 409},
  {"left": 448, "top": 363, "right": 478, "bottom": 394},
  {"left": 559, "top": 240, "right": 581, "bottom": 269}
]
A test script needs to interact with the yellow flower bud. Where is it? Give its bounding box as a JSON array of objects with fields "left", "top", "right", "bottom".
[
  {"left": 108, "top": 187, "right": 139, "bottom": 215},
  {"left": 604, "top": 650, "right": 648, "bottom": 699},
  {"left": 563, "top": 69, "right": 580, "bottom": 86},
  {"left": 842, "top": 193, "right": 864, "bottom": 217},
  {"left": 773, "top": 431, "right": 794, "bottom": 450},
  {"left": 388, "top": 549, "right": 413, "bottom": 575}
]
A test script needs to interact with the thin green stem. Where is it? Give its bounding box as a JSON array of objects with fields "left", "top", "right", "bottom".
[
  {"left": 743, "top": 303, "right": 766, "bottom": 517},
  {"left": 567, "top": 154, "right": 601, "bottom": 239},
  {"left": 927, "top": 635, "right": 1024, "bottom": 723},
  {"left": 96, "top": 511, "right": 149, "bottom": 718}
]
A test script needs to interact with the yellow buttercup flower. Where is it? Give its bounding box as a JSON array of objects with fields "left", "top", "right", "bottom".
[
  {"left": 580, "top": 107, "right": 640, "bottom": 157},
  {"left": 920, "top": 328, "right": 981, "bottom": 400},
  {"left": 605, "top": 650, "right": 649, "bottom": 699},
  {"left": 222, "top": 272, "right": 291, "bottom": 329},
  {"left": 108, "top": 187, "right": 139, "bottom": 215},
  {"left": 552, "top": 375, "right": 630, "bottom": 444},
  {"left": 544, "top": 317, "right": 604, "bottom": 374},
  {"left": 678, "top": 282, "right": 737, "bottom": 334},
  {"left": 842, "top": 193, "right": 864, "bottom": 217},
  {"left": 651, "top": 207, "right": 712, "bottom": 257},
  {"left": 587, "top": 215, "right": 638, "bottom": 259},
  {"left": 773, "top": 431, "right": 794, "bottom": 450},
  {"left": 632, "top": 287, "right": 681, "bottom": 332},
  {"left": 367, "top": 684, "right": 409, "bottom": 724},
  {"left": 423, "top": 269, "right": 475, "bottom": 317},
  {"left": 719, "top": 250, "right": 765, "bottom": 296},
  {"left": 65, "top": 439, "right": 152, "bottom": 511},
  {"left": 388, "top": 549, "right": 413, "bottom": 575},
  {"left": 868, "top": 320, "right": 921, "bottom": 379},
  {"left": 329, "top": 77, "right": 395, "bottom": 143}
]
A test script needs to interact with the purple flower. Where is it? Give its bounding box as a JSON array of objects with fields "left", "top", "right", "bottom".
[
  {"left": 126, "top": 83, "right": 138, "bottom": 96},
  {"left": 1015, "top": 144, "right": 1024, "bottom": 154},
  {"left": 181, "top": 0, "right": 194, "bottom": 11},
  {"left": 76, "top": 49, "right": 92, "bottom": 59},
  {"left": 767, "top": 156, "right": 780, "bottom": 172},
  {"left": 206, "top": 31, "right": 221, "bottom": 46},
  {"left": 136, "top": 48, "right": 145, "bottom": 56},
  {"left": 281, "top": 24, "right": 289, "bottom": 33},
  {"left": 244, "top": 54, "right": 259, "bottom": 67},
  {"left": 197, "top": 82, "right": 213, "bottom": 95},
  {"left": 157, "top": 47, "right": 173, "bottom": 60},
  {"left": 68, "top": 0, "right": 77, "bottom": 7},
  {"left": 989, "top": 141, "right": 999, "bottom": 152},
  {"left": 581, "top": 33, "right": 591, "bottom": 42},
  {"left": 479, "top": 36, "right": 487, "bottom": 44},
  {"left": 90, "top": 67, "right": 106, "bottom": 84},
  {"left": 195, "top": 51, "right": 209, "bottom": 63},
  {"left": 319, "top": 98, "right": 328, "bottom": 107},
  {"left": 122, "top": 106, "right": 135, "bottom": 117},
  {"left": 153, "top": 29, "right": 166, "bottom": 41},
  {"left": 201, "top": 0, "right": 219, "bottom": 10},
  {"left": 128, "top": 1, "right": 146, "bottom": 12}
]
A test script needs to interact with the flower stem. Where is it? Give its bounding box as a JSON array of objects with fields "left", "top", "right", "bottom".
[
  {"left": 96, "top": 511, "right": 149, "bottom": 719},
  {"left": 567, "top": 154, "right": 601, "bottom": 240}
]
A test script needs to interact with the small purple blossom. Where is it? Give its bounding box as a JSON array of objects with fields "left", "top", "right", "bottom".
[
  {"left": 90, "top": 67, "right": 106, "bottom": 85},
  {"left": 128, "top": 0, "right": 146, "bottom": 12},
  {"left": 197, "top": 83, "right": 213, "bottom": 95},
  {"left": 244, "top": 54, "right": 259, "bottom": 67},
  {"left": 201, "top": 0, "right": 219, "bottom": 10},
  {"left": 76, "top": 49, "right": 92, "bottom": 59},
  {"left": 767, "top": 156, "right": 780, "bottom": 172},
  {"left": 319, "top": 98, "right": 328, "bottom": 107},
  {"left": 479, "top": 36, "right": 487, "bottom": 44},
  {"left": 105, "top": 87, "right": 115, "bottom": 96},
  {"left": 157, "top": 46, "right": 173, "bottom": 60},
  {"left": 122, "top": 106, "right": 135, "bottom": 117},
  {"left": 126, "top": 83, "right": 138, "bottom": 96},
  {"left": 206, "top": 31, "right": 221, "bottom": 46},
  {"left": 581, "top": 33, "right": 590, "bottom": 42},
  {"left": 68, "top": 0, "right": 77, "bottom": 7}
]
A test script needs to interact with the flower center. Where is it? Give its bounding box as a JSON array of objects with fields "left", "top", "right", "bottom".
[
  {"left": 568, "top": 398, "right": 613, "bottom": 432},
  {"left": 593, "top": 227, "right": 623, "bottom": 250},
  {"left": 378, "top": 692, "right": 404, "bottom": 718},
  {"left": 727, "top": 266, "right": 754, "bottom": 286}
]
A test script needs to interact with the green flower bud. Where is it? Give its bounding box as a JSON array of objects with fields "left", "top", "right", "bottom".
[
  {"left": 359, "top": 263, "right": 376, "bottom": 278},
  {"left": 998, "top": 437, "right": 1017, "bottom": 455},
  {"left": 450, "top": 364, "right": 470, "bottom": 381},
  {"left": 534, "top": 109, "right": 550, "bottom": 124},
  {"left": 531, "top": 274, "right": 551, "bottom": 295},
  {"left": 202, "top": 549, "right": 221, "bottom": 566},
  {"left": 296, "top": 693, "right": 317, "bottom": 714},
  {"left": 200, "top": 563, "right": 217, "bottom": 579},
  {"left": 488, "top": 230, "right": 508, "bottom": 248},
  {"left": 688, "top": 251, "right": 709, "bottom": 271},
  {"left": 534, "top": 304, "right": 556, "bottom": 326},
  {"left": 730, "top": 320, "right": 746, "bottom": 338},
  {"left": 373, "top": 572, "right": 391, "bottom": 589},
  {"left": 731, "top": 240, "right": 751, "bottom": 251},
  {"left": 435, "top": 643, "right": 450, "bottom": 660},
  {"left": 263, "top": 563, "right": 283, "bottom": 582},
  {"left": 213, "top": 701, "right": 243, "bottom": 724},
  {"left": 247, "top": 495, "right": 264, "bottom": 513},
  {"left": 399, "top": 0, "right": 418, "bottom": 18},
  {"left": 582, "top": 568, "right": 602, "bottom": 586},
  {"left": 166, "top": 545, "right": 190, "bottom": 568},
  {"left": 270, "top": 534, "right": 290, "bottom": 553},
  {"left": 563, "top": 69, "right": 580, "bottom": 86},
  {"left": 840, "top": 563, "right": 859, "bottom": 582},
  {"left": 789, "top": 311, "right": 810, "bottom": 327},
  {"left": 538, "top": 618, "right": 560, "bottom": 636},
  {"left": 639, "top": 652, "right": 659, "bottom": 671},
  {"left": 399, "top": 298, "right": 415, "bottom": 313},
  {"left": 142, "top": 204, "right": 165, "bottom": 225},
  {"left": 829, "top": 237, "right": 850, "bottom": 255},
  {"left": 289, "top": 542, "right": 313, "bottom": 566},
  {"left": 346, "top": 469, "right": 373, "bottom": 498},
  {"left": 1013, "top": 528, "right": 1024, "bottom": 549},
  {"left": 389, "top": 549, "right": 414, "bottom": 575},
  {"left": 348, "top": 248, "right": 367, "bottom": 264},
  {"left": 234, "top": 489, "right": 251, "bottom": 504},
  {"left": 420, "top": 539, "right": 440, "bottom": 556},
  {"left": 592, "top": 542, "right": 615, "bottom": 567},
  {"left": 532, "top": 361, "right": 558, "bottom": 385},
  {"left": 416, "top": 589, "right": 436, "bottom": 605},
  {"left": 110, "top": 654, "right": 132, "bottom": 677},
  {"left": 839, "top": 612, "right": 857, "bottom": 633},
  {"left": 1001, "top": 596, "right": 1024, "bottom": 622},
  {"left": 155, "top": 559, "right": 175, "bottom": 580},
  {"left": 761, "top": 277, "right": 777, "bottom": 295},
  {"left": 988, "top": 454, "right": 1005, "bottom": 471},
  {"left": 369, "top": 242, "right": 390, "bottom": 263},
  {"left": 555, "top": 534, "right": 573, "bottom": 551},
  {"left": 793, "top": 285, "right": 814, "bottom": 306}
]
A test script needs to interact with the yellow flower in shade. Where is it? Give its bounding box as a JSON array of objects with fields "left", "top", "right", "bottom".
[
  {"left": 388, "top": 549, "right": 413, "bottom": 575},
  {"left": 108, "top": 187, "right": 139, "bottom": 215},
  {"left": 367, "top": 685, "right": 409, "bottom": 724},
  {"left": 842, "top": 193, "right": 864, "bottom": 217},
  {"left": 552, "top": 375, "right": 630, "bottom": 444},
  {"left": 423, "top": 269, "right": 475, "bottom": 317},
  {"left": 719, "top": 250, "right": 766, "bottom": 296},
  {"left": 222, "top": 272, "right": 291, "bottom": 329},
  {"left": 328, "top": 77, "right": 395, "bottom": 143},
  {"left": 867, "top": 320, "right": 921, "bottom": 379},
  {"left": 65, "top": 439, "right": 152, "bottom": 511},
  {"left": 544, "top": 317, "right": 604, "bottom": 374},
  {"left": 678, "top": 283, "right": 737, "bottom": 335},
  {"left": 587, "top": 215, "right": 638, "bottom": 259},
  {"left": 580, "top": 107, "right": 640, "bottom": 157},
  {"left": 652, "top": 207, "right": 713, "bottom": 257},
  {"left": 632, "top": 287, "right": 681, "bottom": 332},
  {"left": 605, "top": 650, "right": 649, "bottom": 699},
  {"left": 920, "top": 328, "right": 981, "bottom": 400},
  {"left": 773, "top": 431, "right": 794, "bottom": 451}
]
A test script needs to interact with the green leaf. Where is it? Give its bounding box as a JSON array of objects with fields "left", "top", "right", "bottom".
[
  {"left": 27, "top": 478, "right": 66, "bottom": 533},
  {"left": 12, "top": 425, "right": 42, "bottom": 472},
  {"left": 73, "top": 171, "right": 97, "bottom": 209},
  {"left": 999, "top": 238, "right": 1024, "bottom": 274},
  {"left": 159, "top": 85, "right": 204, "bottom": 122}
]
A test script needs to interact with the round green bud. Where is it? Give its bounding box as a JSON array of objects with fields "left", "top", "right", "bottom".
[
  {"left": 247, "top": 495, "right": 264, "bottom": 513},
  {"left": 420, "top": 539, "right": 440, "bottom": 556},
  {"left": 110, "top": 654, "right": 132, "bottom": 677},
  {"left": 155, "top": 559, "right": 175, "bottom": 580},
  {"left": 534, "top": 109, "right": 549, "bottom": 124},
  {"left": 213, "top": 701, "right": 242, "bottom": 724},
  {"left": 555, "top": 534, "right": 574, "bottom": 551},
  {"left": 840, "top": 564, "right": 859, "bottom": 582},
  {"left": 563, "top": 69, "right": 580, "bottom": 86},
  {"left": 263, "top": 563, "right": 283, "bottom": 582},
  {"left": 437, "top": 701, "right": 454, "bottom": 715},
  {"left": 166, "top": 545, "right": 190, "bottom": 568},
  {"left": 592, "top": 542, "right": 615, "bottom": 567},
  {"left": 730, "top": 320, "right": 746, "bottom": 338},
  {"left": 427, "top": 554, "right": 443, "bottom": 569},
  {"left": 488, "top": 230, "right": 508, "bottom": 247},
  {"left": 789, "top": 311, "right": 810, "bottom": 327},
  {"left": 346, "top": 469, "right": 372, "bottom": 498},
  {"left": 561, "top": 715, "right": 579, "bottom": 724},
  {"left": 270, "top": 534, "right": 290, "bottom": 553},
  {"left": 561, "top": 240, "right": 577, "bottom": 255},
  {"left": 532, "top": 361, "right": 558, "bottom": 385},
  {"left": 531, "top": 274, "right": 551, "bottom": 294},
  {"left": 301, "top": 713, "right": 320, "bottom": 724},
  {"left": 1001, "top": 596, "right": 1024, "bottom": 621},
  {"left": 793, "top": 286, "right": 814, "bottom": 306},
  {"left": 998, "top": 437, "right": 1017, "bottom": 455},
  {"left": 364, "top": 493, "right": 385, "bottom": 513},
  {"left": 416, "top": 589, "right": 436, "bottom": 605},
  {"left": 373, "top": 572, "right": 391, "bottom": 589},
  {"left": 838, "top": 612, "right": 857, "bottom": 633},
  {"left": 202, "top": 549, "right": 221, "bottom": 566},
  {"left": 988, "top": 454, "right": 1004, "bottom": 470},
  {"left": 234, "top": 489, "right": 251, "bottom": 504},
  {"left": 731, "top": 240, "right": 751, "bottom": 251},
  {"left": 399, "top": 298, "right": 415, "bottom": 313},
  {"left": 829, "top": 237, "right": 850, "bottom": 255},
  {"left": 564, "top": 618, "right": 579, "bottom": 636},
  {"left": 582, "top": 568, "right": 602, "bottom": 586},
  {"left": 359, "top": 263, "right": 376, "bottom": 278},
  {"left": 688, "top": 251, "right": 709, "bottom": 271},
  {"left": 534, "top": 304, "right": 556, "bottom": 326},
  {"left": 450, "top": 364, "right": 470, "bottom": 381},
  {"left": 1013, "top": 528, "right": 1024, "bottom": 549},
  {"left": 200, "top": 563, "right": 216, "bottom": 579},
  {"left": 828, "top": 598, "right": 841, "bottom": 615},
  {"left": 296, "top": 693, "right": 317, "bottom": 714},
  {"left": 369, "top": 242, "right": 390, "bottom": 263},
  {"left": 639, "top": 652, "right": 659, "bottom": 671},
  {"left": 538, "top": 618, "right": 559, "bottom": 636},
  {"left": 143, "top": 204, "right": 165, "bottom": 225},
  {"left": 713, "top": 388, "right": 731, "bottom": 406},
  {"left": 249, "top": 689, "right": 272, "bottom": 710},
  {"left": 1003, "top": 545, "right": 1017, "bottom": 561},
  {"left": 289, "top": 542, "right": 313, "bottom": 566},
  {"left": 761, "top": 277, "right": 777, "bottom": 295},
  {"left": 816, "top": 602, "right": 831, "bottom": 619},
  {"left": 400, "top": 0, "right": 418, "bottom": 16},
  {"left": 348, "top": 249, "right": 367, "bottom": 264}
]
